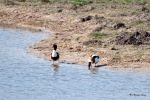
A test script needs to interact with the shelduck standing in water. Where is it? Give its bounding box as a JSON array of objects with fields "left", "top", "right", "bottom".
[
  {"left": 51, "top": 44, "right": 59, "bottom": 64},
  {"left": 88, "top": 54, "right": 100, "bottom": 70}
]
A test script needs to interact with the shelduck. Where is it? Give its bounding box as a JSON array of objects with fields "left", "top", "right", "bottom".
[
  {"left": 51, "top": 44, "right": 59, "bottom": 64},
  {"left": 88, "top": 54, "right": 100, "bottom": 70}
]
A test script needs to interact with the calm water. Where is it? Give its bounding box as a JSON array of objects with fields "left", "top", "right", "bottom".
[{"left": 0, "top": 28, "right": 150, "bottom": 100}]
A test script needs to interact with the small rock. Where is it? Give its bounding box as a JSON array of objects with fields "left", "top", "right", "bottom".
[
  {"left": 80, "top": 15, "right": 93, "bottom": 22},
  {"left": 142, "top": 6, "right": 149, "bottom": 13},
  {"left": 57, "top": 9, "right": 63, "bottom": 13},
  {"left": 93, "top": 26, "right": 103, "bottom": 32},
  {"left": 76, "top": 48, "right": 82, "bottom": 51},
  {"left": 69, "top": 47, "right": 73, "bottom": 50},
  {"left": 70, "top": 5, "right": 78, "bottom": 10},
  {"left": 111, "top": 5, "right": 117, "bottom": 9},
  {"left": 111, "top": 47, "right": 118, "bottom": 50},
  {"left": 89, "top": 1, "right": 93, "bottom": 3},
  {"left": 120, "top": 13, "right": 127, "bottom": 16},
  {"left": 114, "top": 23, "right": 126, "bottom": 29}
]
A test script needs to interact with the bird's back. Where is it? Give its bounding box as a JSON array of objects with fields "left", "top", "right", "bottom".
[{"left": 92, "top": 56, "right": 100, "bottom": 64}]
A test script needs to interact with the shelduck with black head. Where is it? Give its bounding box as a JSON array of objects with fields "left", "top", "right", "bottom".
[
  {"left": 88, "top": 54, "right": 100, "bottom": 70},
  {"left": 51, "top": 44, "right": 59, "bottom": 65}
]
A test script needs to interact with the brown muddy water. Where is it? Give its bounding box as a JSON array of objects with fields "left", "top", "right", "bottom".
[{"left": 0, "top": 28, "right": 150, "bottom": 100}]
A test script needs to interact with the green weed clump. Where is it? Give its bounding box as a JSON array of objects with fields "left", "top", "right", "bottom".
[
  {"left": 70, "top": 0, "right": 91, "bottom": 6},
  {"left": 90, "top": 32, "right": 108, "bottom": 39},
  {"left": 122, "top": 0, "right": 147, "bottom": 4}
]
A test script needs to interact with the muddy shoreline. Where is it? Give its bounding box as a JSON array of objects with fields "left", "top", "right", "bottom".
[{"left": 0, "top": 3, "right": 150, "bottom": 72}]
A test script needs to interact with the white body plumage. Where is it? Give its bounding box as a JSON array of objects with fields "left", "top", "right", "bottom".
[{"left": 52, "top": 50, "right": 58, "bottom": 57}]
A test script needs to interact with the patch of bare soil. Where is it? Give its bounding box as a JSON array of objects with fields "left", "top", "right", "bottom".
[{"left": 116, "top": 31, "right": 150, "bottom": 45}]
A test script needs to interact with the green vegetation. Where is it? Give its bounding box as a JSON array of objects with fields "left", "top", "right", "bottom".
[
  {"left": 130, "top": 20, "right": 145, "bottom": 28},
  {"left": 123, "top": 0, "right": 147, "bottom": 4},
  {"left": 70, "top": 0, "right": 91, "bottom": 6},
  {"left": 90, "top": 32, "right": 108, "bottom": 39},
  {"left": 135, "top": 20, "right": 145, "bottom": 25}
]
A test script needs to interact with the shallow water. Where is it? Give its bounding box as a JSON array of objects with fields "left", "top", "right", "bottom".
[{"left": 0, "top": 28, "right": 150, "bottom": 100}]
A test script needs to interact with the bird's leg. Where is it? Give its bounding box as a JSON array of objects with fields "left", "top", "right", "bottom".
[
  {"left": 88, "top": 65, "right": 91, "bottom": 70},
  {"left": 56, "top": 60, "right": 59, "bottom": 66},
  {"left": 88, "top": 62, "right": 91, "bottom": 70},
  {"left": 52, "top": 61, "right": 54, "bottom": 65}
]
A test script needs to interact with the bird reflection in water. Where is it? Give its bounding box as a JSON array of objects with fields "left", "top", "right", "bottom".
[
  {"left": 51, "top": 64, "right": 60, "bottom": 73},
  {"left": 89, "top": 64, "right": 107, "bottom": 74},
  {"left": 90, "top": 67, "right": 99, "bottom": 74}
]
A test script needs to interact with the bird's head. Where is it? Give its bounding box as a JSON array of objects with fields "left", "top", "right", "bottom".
[{"left": 53, "top": 44, "right": 57, "bottom": 50}]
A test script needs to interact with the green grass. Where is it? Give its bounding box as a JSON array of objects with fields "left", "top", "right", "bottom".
[
  {"left": 90, "top": 32, "right": 108, "bottom": 39},
  {"left": 130, "top": 20, "right": 145, "bottom": 28},
  {"left": 70, "top": 0, "right": 90, "bottom": 6}
]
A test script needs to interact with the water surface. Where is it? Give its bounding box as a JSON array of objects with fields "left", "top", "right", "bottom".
[{"left": 0, "top": 28, "right": 150, "bottom": 100}]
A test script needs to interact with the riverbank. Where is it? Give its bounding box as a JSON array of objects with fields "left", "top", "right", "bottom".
[{"left": 0, "top": 1, "right": 150, "bottom": 71}]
